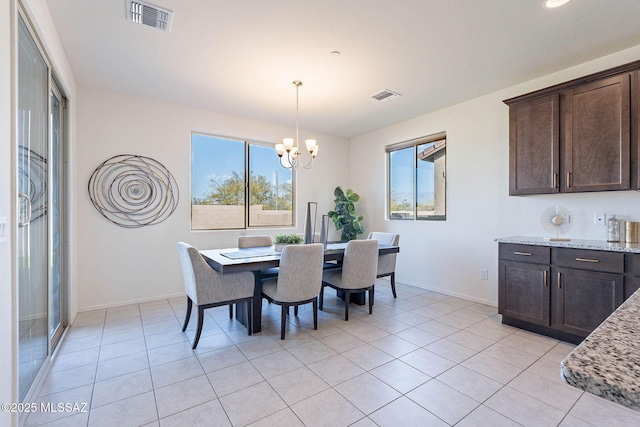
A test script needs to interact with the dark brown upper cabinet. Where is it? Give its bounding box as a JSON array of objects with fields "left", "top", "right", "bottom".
[
  {"left": 563, "top": 74, "right": 630, "bottom": 192},
  {"left": 508, "top": 94, "right": 560, "bottom": 195},
  {"left": 504, "top": 61, "right": 638, "bottom": 195}
]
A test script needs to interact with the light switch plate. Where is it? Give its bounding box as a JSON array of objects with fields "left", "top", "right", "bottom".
[{"left": 0, "top": 217, "right": 7, "bottom": 244}]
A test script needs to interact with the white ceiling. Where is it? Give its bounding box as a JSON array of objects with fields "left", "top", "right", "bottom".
[{"left": 45, "top": 0, "right": 640, "bottom": 138}]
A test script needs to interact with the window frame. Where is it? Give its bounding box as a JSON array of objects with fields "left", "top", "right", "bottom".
[
  {"left": 386, "top": 131, "right": 446, "bottom": 221},
  {"left": 190, "top": 132, "right": 296, "bottom": 230}
]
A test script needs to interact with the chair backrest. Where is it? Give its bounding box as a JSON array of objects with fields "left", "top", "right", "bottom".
[
  {"left": 367, "top": 232, "right": 399, "bottom": 275},
  {"left": 238, "top": 235, "right": 273, "bottom": 248},
  {"left": 340, "top": 239, "right": 379, "bottom": 289},
  {"left": 177, "top": 242, "right": 253, "bottom": 305},
  {"left": 275, "top": 243, "right": 325, "bottom": 302}
]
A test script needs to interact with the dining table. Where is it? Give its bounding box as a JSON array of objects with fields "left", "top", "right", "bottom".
[{"left": 199, "top": 242, "right": 400, "bottom": 333}]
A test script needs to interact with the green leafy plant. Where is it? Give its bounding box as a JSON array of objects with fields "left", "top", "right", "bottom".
[
  {"left": 328, "top": 186, "right": 364, "bottom": 241},
  {"left": 273, "top": 234, "right": 304, "bottom": 245}
]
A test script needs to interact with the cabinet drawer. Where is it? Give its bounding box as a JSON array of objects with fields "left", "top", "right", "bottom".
[
  {"left": 555, "top": 248, "right": 623, "bottom": 273},
  {"left": 499, "top": 244, "right": 550, "bottom": 264}
]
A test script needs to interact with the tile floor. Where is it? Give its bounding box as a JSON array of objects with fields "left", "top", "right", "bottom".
[{"left": 25, "top": 280, "right": 640, "bottom": 427}]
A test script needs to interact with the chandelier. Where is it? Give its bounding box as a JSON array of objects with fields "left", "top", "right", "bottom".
[{"left": 275, "top": 81, "right": 318, "bottom": 169}]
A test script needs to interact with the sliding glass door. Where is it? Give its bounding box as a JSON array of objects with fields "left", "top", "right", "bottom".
[{"left": 17, "top": 13, "right": 67, "bottom": 401}]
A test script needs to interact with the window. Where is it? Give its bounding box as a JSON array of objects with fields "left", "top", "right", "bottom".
[
  {"left": 191, "top": 133, "right": 293, "bottom": 230},
  {"left": 387, "top": 132, "right": 446, "bottom": 220}
]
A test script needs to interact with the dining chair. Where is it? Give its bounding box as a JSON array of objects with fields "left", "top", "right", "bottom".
[
  {"left": 261, "top": 243, "right": 325, "bottom": 339},
  {"left": 319, "top": 239, "right": 378, "bottom": 321},
  {"left": 368, "top": 232, "right": 400, "bottom": 298},
  {"left": 238, "top": 235, "right": 273, "bottom": 248},
  {"left": 177, "top": 242, "right": 254, "bottom": 349}
]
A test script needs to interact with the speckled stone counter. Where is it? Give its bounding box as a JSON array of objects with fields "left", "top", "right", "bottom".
[
  {"left": 495, "top": 235, "right": 640, "bottom": 253},
  {"left": 560, "top": 289, "right": 640, "bottom": 411}
]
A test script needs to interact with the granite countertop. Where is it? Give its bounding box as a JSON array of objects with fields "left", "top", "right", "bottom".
[
  {"left": 495, "top": 236, "right": 640, "bottom": 253},
  {"left": 561, "top": 289, "right": 640, "bottom": 411}
]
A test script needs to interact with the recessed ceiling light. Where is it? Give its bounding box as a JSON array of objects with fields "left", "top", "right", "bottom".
[
  {"left": 544, "top": 0, "right": 572, "bottom": 8},
  {"left": 331, "top": 51, "right": 341, "bottom": 56}
]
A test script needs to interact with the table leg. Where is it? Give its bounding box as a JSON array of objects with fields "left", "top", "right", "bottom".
[{"left": 236, "top": 271, "right": 263, "bottom": 333}]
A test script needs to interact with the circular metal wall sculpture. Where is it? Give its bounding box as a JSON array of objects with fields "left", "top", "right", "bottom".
[
  {"left": 88, "top": 154, "right": 179, "bottom": 228},
  {"left": 18, "top": 145, "right": 47, "bottom": 223}
]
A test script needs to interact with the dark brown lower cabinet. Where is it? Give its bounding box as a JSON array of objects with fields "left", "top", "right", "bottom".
[
  {"left": 498, "top": 243, "right": 628, "bottom": 343},
  {"left": 553, "top": 268, "right": 623, "bottom": 337},
  {"left": 499, "top": 260, "right": 550, "bottom": 326}
]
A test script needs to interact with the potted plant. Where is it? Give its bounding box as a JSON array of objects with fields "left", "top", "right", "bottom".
[
  {"left": 273, "top": 233, "right": 304, "bottom": 252},
  {"left": 328, "top": 186, "right": 364, "bottom": 241}
]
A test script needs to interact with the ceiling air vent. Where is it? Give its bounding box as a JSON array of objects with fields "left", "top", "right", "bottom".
[
  {"left": 126, "top": 0, "right": 173, "bottom": 32},
  {"left": 371, "top": 89, "right": 401, "bottom": 102}
]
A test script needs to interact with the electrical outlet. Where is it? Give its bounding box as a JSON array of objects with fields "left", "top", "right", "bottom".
[
  {"left": 0, "top": 217, "right": 6, "bottom": 244},
  {"left": 480, "top": 269, "right": 488, "bottom": 280},
  {"left": 594, "top": 213, "right": 606, "bottom": 226}
]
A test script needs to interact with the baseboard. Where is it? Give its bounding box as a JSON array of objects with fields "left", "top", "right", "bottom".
[
  {"left": 76, "top": 291, "right": 186, "bottom": 315},
  {"left": 396, "top": 279, "right": 497, "bottom": 308}
]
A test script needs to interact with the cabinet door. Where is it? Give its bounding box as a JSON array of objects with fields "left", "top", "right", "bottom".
[
  {"left": 564, "top": 74, "right": 631, "bottom": 192},
  {"left": 553, "top": 268, "right": 623, "bottom": 337},
  {"left": 509, "top": 94, "right": 560, "bottom": 195},
  {"left": 499, "top": 260, "right": 550, "bottom": 326}
]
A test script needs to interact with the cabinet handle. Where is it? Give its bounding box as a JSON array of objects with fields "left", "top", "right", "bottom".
[
  {"left": 557, "top": 272, "right": 561, "bottom": 289},
  {"left": 513, "top": 251, "right": 533, "bottom": 256},
  {"left": 553, "top": 173, "right": 558, "bottom": 189},
  {"left": 543, "top": 270, "right": 548, "bottom": 287},
  {"left": 575, "top": 257, "right": 600, "bottom": 263},
  {"left": 566, "top": 172, "right": 571, "bottom": 188}
]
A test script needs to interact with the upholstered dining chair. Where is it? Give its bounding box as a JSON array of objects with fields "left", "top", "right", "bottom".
[
  {"left": 368, "top": 232, "right": 400, "bottom": 298},
  {"left": 237, "top": 235, "right": 278, "bottom": 310},
  {"left": 261, "top": 243, "right": 325, "bottom": 340},
  {"left": 319, "top": 239, "right": 378, "bottom": 321},
  {"left": 238, "top": 235, "right": 273, "bottom": 248},
  {"left": 177, "top": 242, "right": 254, "bottom": 349}
]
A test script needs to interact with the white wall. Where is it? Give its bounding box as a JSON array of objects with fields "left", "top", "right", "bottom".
[
  {"left": 350, "top": 45, "right": 640, "bottom": 306},
  {"left": 75, "top": 86, "right": 349, "bottom": 311},
  {"left": 0, "top": 2, "right": 16, "bottom": 425}
]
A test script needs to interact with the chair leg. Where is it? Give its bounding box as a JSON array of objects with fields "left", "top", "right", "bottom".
[
  {"left": 246, "top": 299, "right": 252, "bottom": 336},
  {"left": 294, "top": 305, "right": 299, "bottom": 316},
  {"left": 228, "top": 304, "right": 233, "bottom": 319},
  {"left": 391, "top": 272, "right": 397, "bottom": 298},
  {"left": 371, "top": 285, "right": 375, "bottom": 306},
  {"left": 319, "top": 285, "right": 325, "bottom": 310},
  {"left": 313, "top": 298, "right": 318, "bottom": 330},
  {"left": 280, "top": 304, "right": 287, "bottom": 340},
  {"left": 369, "top": 287, "right": 374, "bottom": 315},
  {"left": 192, "top": 305, "right": 205, "bottom": 349},
  {"left": 182, "top": 297, "right": 192, "bottom": 332},
  {"left": 344, "top": 290, "right": 350, "bottom": 321}
]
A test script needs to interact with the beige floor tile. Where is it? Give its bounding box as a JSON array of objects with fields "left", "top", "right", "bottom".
[
  {"left": 369, "top": 335, "right": 419, "bottom": 358},
  {"left": 87, "top": 390, "right": 157, "bottom": 427},
  {"left": 26, "top": 384, "right": 93, "bottom": 427},
  {"left": 342, "top": 344, "right": 394, "bottom": 371},
  {"left": 400, "top": 348, "right": 456, "bottom": 377},
  {"left": 509, "top": 371, "right": 583, "bottom": 412},
  {"left": 481, "top": 341, "right": 540, "bottom": 369},
  {"left": 485, "top": 386, "right": 566, "bottom": 427},
  {"left": 207, "top": 360, "right": 264, "bottom": 397},
  {"left": 220, "top": 381, "right": 287, "bottom": 426},
  {"left": 395, "top": 327, "right": 440, "bottom": 346},
  {"left": 456, "top": 405, "right": 521, "bottom": 427},
  {"left": 287, "top": 340, "right": 337, "bottom": 365},
  {"left": 569, "top": 392, "right": 640, "bottom": 426},
  {"left": 197, "top": 345, "right": 248, "bottom": 373},
  {"left": 291, "top": 388, "right": 364, "bottom": 427},
  {"left": 246, "top": 408, "right": 304, "bottom": 427},
  {"left": 368, "top": 396, "right": 448, "bottom": 427},
  {"left": 424, "top": 338, "right": 478, "bottom": 363},
  {"left": 154, "top": 375, "right": 216, "bottom": 419},
  {"left": 159, "top": 400, "right": 230, "bottom": 427},
  {"left": 408, "top": 379, "right": 480, "bottom": 424},
  {"left": 461, "top": 353, "right": 523, "bottom": 384},
  {"left": 150, "top": 356, "right": 204, "bottom": 389},
  {"left": 38, "top": 364, "right": 97, "bottom": 397},
  {"left": 334, "top": 372, "right": 401, "bottom": 415},
  {"left": 436, "top": 365, "right": 502, "bottom": 402},
  {"left": 268, "top": 366, "right": 330, "bottom": 405},
  {"left": 318, "top": 330, "right": 366, "bottom": 353},
  {"left": 95, "top": 351, "right": 149, "bottom": 381},
  {"left": 92, "top": 369, "right": 153, "bottom": 408},
  {"left": 251, "top": 349, "right": 304, "bottom": 380},
  {"left": 307, "top": 354, "right": 365, "bottom": 386},
  {"left": 370, "top": 359, "right": 430, "bottom": 394}
]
